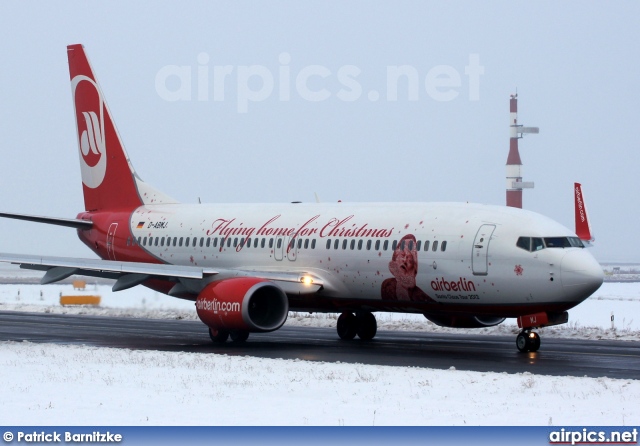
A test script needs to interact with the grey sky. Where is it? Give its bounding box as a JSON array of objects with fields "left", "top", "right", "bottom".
[{"left": 0, "top": 1, "right": 638, "bottom": 262}]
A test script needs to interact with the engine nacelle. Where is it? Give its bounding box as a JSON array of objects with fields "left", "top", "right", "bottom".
[
  {"left": 424, "top": 313, "right": 505, "bottom": 328},
  {"left": 196, "top": 277, "right": 288, "bottom": 332}
]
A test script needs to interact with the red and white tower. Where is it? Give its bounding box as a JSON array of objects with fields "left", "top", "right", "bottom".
[{"left": 506, "top": 94, "right": 539, "bottom": 208}]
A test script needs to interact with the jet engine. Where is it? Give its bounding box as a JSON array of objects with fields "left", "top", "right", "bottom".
[
  {"left": 196, "top": 277, "right": 288, "bottom": 332},
  {"left": 423, "top": 313, "right": 505, "bottom": 328}
]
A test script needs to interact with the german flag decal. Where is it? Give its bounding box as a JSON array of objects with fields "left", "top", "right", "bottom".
[{"left": 136, "top": 222, "right": 145, "bottom": 229}]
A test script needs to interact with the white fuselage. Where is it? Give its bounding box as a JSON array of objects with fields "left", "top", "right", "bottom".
[{"left": 126, "top": 201, "right": 603, "bottom": 316}]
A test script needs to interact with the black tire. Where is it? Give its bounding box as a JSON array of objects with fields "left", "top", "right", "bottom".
[
  {"left": 209, "top": 328, "right": 229, "bottom": 343},
  {"left": 230, "top": 330, "right": 250, "bottom": 342},
  {"left": 356, "top": 312, "right": 377, "bottom": 341},
  {"left": 337, "top": 312, "right": 357, "bottom": 340},
  {"left": 529, "top": 332, "right": 541, "bottom": 352},
  {"left": 516, "top": 332, "right": 528, "bottom": 352}
]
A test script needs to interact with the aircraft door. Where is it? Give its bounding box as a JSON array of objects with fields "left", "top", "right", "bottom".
[
  {"left": 106, "top": 222, "right": 118, "bottom": 261},
  {"left": 274, "top": 236, "right": 284, "bottom": 261},
  {"left": 286, "top": 236, "right": 298, "bottom": 261},
  {"left": 472, "top": 224, "right": 495, "bottom": 275}
]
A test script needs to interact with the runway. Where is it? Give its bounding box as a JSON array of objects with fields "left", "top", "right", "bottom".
[{"left": 1, "top": 310, "right": 639, "bottom": 380}]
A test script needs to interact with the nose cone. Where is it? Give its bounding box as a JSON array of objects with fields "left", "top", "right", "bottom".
[{"left": 561, "top": 250, "right": 604, "bottom": 302}]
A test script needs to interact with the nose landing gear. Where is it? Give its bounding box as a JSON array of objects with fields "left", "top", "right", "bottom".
[{"left": 516, "top": 330, "right": 540, "bottom": 353}]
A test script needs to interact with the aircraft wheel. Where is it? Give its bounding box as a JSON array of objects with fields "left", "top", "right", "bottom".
[
  {"left": 337, "top": 312, "right": 357, "bottom": 340},
  {"left": 529, "top": 331, "right": 541, "bottom": 352},
  {"left": 516, "top": 332, "right": 529, "bottom": 352},
  {"left": 209, "top": 328, "right": 229, "bottom": 343},
  {"left": 356, "top": 312, "right": 377, "bottom": 341},
  {"left": 230, "top": 330, "right": 250, "bottom": 343}
]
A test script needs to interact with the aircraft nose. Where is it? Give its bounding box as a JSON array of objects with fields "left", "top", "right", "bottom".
[{"left": 561, "top": 250, "right": 604, "bottom": 301}]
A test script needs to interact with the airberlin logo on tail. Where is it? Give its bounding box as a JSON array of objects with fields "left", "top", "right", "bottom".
[{"left": 71, "top": 75, "right": 107, "bottom": 189}]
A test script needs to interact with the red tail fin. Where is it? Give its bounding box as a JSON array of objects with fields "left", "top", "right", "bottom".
[
  {"left": 68, "top": 44, "right": 176, "bottom": 211},
  {"left": 574, "top": 182, "right": 593, "bottom": 242}
]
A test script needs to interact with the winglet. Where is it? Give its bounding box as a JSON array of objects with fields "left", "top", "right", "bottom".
[{"left": 574, "top": 183, "right": 594, "bottom": 242}]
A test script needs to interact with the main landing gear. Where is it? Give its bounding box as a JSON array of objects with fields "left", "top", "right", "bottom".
[
  {"left": 516, "top": 329, "right": 540, "bottom": 353},
  {"left": 337, "top": 311, "right": 377, "bottom": 341},
  {"left": 209, "top": 328, "right": 250, "bottom": 343}
]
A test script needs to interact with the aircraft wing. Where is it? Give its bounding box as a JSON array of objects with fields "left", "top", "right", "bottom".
[{"left": 0, "top": 253, "right": 323, "bottom": 295}]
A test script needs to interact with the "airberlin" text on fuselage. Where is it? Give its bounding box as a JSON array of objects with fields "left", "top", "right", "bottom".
[{"left": 430, "top": 277, "right": 476, "bottom": 292}]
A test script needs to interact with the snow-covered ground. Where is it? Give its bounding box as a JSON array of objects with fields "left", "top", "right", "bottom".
[
  {"left": 1, "top": 267, "right": 639, "bottom": 425},
  {"left": 1, "top": 340, "right": 638, "bottom": 426}
]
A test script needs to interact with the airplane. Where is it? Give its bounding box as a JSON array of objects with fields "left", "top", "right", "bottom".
[{"left": 0, "top": 44, "right": 603, "bottom": 353}]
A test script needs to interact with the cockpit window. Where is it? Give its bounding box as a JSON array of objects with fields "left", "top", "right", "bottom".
[
  {"left": 516, "top": 237, "right": 531, "bottom": 251},
  {"left": 517, "top": 236, "right": 584, "bottom": 251},
  {"left": 544, "top": 237, "right": 584, "bottom": 248},
  {"left": 532, "top": 237, "right": 544, "bottom": 251}
]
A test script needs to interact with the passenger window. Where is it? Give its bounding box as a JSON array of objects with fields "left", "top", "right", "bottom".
[
  {"left": 408, "top": 240, "right": 413, "bottom": 251},
  {"left": 326, "top": 239, "right": 331, "bottom": 249},
  {"left": 213, "top": 238, "right": 218, "bottom": 247},
  {"left": 375, "top": 240, "right": 380, "bottom": 250},
  {"left": 137, "top": 237, "right": 141, "bottom": 245},
  {"left": 424, "top": 240, "right": 430, "bottom": 251},
  {"left": 199, "top": 238, "right": 204, "bottom": 247},
  {"left": 342, "top": 239, "right": 348, "bottom": 250},
  {"left": 185, "top": 238, "right": 190, "bottom": 247},
  {"left": 383, "top": 240, "right": 389, "bottom": 251},
  {"left": 206, "top": 238, "right": 211, "bottom": 248},
  {"left": 392, "top": 240, "right": 398, "bottom": 251},
  {"left": 349, "top": 240, "right": 354, "bottom": 250},
  {"left": 416, "top": 240, "right": 421, "bottom": 251},
  {"left": 261, "top": 238, "right": 265, "bottom": 248},
  {"left": 311, "top": 239, "right": 316, "bottom": 249},
  {"left": 304, "top": 239, "right": 309, "bottom": 249},
  {"left": 233, "top": 238, "right": 238, "bottom": 247},
  {"left": 254, "top": 238, "right": 259, "bottom": 248},
  {"left": 358, "top": 240, "right": 363, "bottom": 250},
  {"left": 334, "top": 239, "right": 339, "bottom": 250},
  {"left": 269, "top": 238, "right": 273, "bottom": 248},
  {"left": 441, "top": 241, "right": 447, "bottom": 252},
  {"left": 161, "top": 237, "right": 165, "bottom": 247},
  {"left": 227, "top": 238, "right": 232, "bottom": 248},
  {"left": 516, "top": 237, "right": 531, "bottom": 251},
  {"left": 298, "top": 239, "right": 303, "bottom": 249},
  {"left": 366, "top": 240, "right": 372, "bottom": 250},
  {"left": 143, "top": 237, "right": 147, "bottom": 246},
  {"left": 155, "top": 237, "right": 159, "bottom": 247},
  {"left": 432, "top": 240, "right": 438, "bottom": 251},
  {"left": 179, "top": 237, "right": 183, "bottom": 247},
  {"left": 276, "top": 239, "right": 282, "bottom": 249}
]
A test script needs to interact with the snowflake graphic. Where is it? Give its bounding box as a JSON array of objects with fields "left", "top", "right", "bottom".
[{"left": 514, "top": 264, "right": 524, "bottom": 276}]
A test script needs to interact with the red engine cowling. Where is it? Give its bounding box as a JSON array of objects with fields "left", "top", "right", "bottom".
[
  {"left": 424, "top": 313, "right": 505, "bottom": 328},
  {"left": 196, "top": 278, "right": 288, "bottom": 332}
]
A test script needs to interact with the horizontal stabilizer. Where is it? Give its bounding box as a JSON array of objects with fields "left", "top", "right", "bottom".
[{"left": 0, "top": 212, "right": 93, "bottom": 229}]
